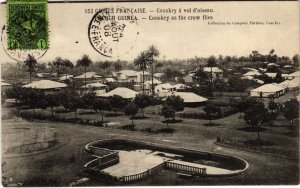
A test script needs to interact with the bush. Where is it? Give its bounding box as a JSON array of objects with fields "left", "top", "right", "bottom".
[
  {"left": 119, "top": 124, "right": 136, "bottom": 131},
  {"left": 2, "top": 111, "right": 15, "bottom": 120},
  {"left": 93, "top": 121, "right": 103, "bottom": 127},
  {"left": 177, "top": 112, "right": 207, "bottom": 119},
  {"left": 216, "top": 137, "right": 296, "bottom": 158},
  {"left": 177, "top": 106, "right": 238, "bottom": 120}
]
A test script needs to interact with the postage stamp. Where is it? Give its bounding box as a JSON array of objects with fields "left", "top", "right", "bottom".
[
  {"left": 7, "top": 0, "right": 49, "bottom": 50},
  {"left": 88, "top": 7, "right": 139, "bottom": 58}
]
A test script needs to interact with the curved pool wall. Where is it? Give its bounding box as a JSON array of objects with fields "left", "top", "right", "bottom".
[{"left": 84, "top": 139, "right": 249, "bottom": 182}]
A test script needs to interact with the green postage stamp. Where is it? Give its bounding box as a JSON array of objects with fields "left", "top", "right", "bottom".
[{"left": 7, "top": 0, "right": 49, "bottom": 50}]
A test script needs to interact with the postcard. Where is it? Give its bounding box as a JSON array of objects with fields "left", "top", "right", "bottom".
[{"left": 0, "top": 0, "right": 299, "bottom": 186}]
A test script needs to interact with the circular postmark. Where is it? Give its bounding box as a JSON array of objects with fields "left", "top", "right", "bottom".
[
  {"left": 1, "top": 25, "right": 47, "bottom": 62},
  {"left": 88, "top": 7, "right": 139, "bottom": 58}
]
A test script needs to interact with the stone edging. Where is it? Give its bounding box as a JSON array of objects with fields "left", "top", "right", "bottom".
[{"left": 84, "top": 138, "right": 249, "bottom": 178}]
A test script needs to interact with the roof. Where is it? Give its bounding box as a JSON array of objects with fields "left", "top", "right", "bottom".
[
  {"left": 105, "top": 78, "right": 116, "bottom": 82},
  {"left": 267, "top": 63, "right": 279, "bottom": 67},
  {"left": 241, "top": 75, "right": 254, "bottom": 80},
  {"left": 81, "top": 82, "right": 107, "bottom": 88},
  {"left": 243, "top": 68, "right": 257, "bottom": 71},
  {"left": 251, "top": 83, "right": 284, "bottom": 93},
  {"left": 203, "top": 67, "right": 223, "bottom": 73},
  {"left": 167, "top": 92, "right": 208, "bottom": 103},
  {"left": 253, "top": 79, "right": 264, "bottom": 84},
  {"left": 74, "top": 72, "right": 102, "bottom": 79},
  {"left": 1, "top": 82, "right": 12, "bottom": 86},
  {"left": 59, "top": 74, "right": 73, "bottom": 81},
  {"left": 145, "top": 78, "right": 162, "bottom": 85},
  {"left": 278, "top": 80, "right": 299, "bottom": 89},
  {"left": 289, "top": 71, "right": 300, "bottom": 77},
  {"left": 243, "top": 71, "right": 262, "bottom": 76},
  {"left": 154, "top": 73, "right": 164, "bottom": 77},
  {"left": 259, "top": 68, "right": 267, "bottom": 72},
  {"left": 119, "top": 70, "right": 151, "bottom": 77},
  {"left": 174, "top": 83, "right": 190, "bottom": 90},
  {"left": 155, "top": 83, "right": 175, "bottom": 90},
  {"left": 118, "top": 70, "right": 138, "bottom": 77},
  {"left": 265, "top": 73, "right": 289, "bottom": 78},
  {"left": 137, "top": 71, "right": 151, "bottom": 76},
  {"left": 23, "top": 80, "right": 67, "bottom": 89},
  {"left": 97, "top": 87, "right": 138, "bottom": 99}
]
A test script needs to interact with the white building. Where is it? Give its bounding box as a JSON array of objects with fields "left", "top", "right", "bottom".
[
  {"left": 117, "top": 70, "right": 152, "bottom": 83},
  {"left": 183, "top": 73, "right": 195, "bottom": 83},
  {"left": 154, "top": 73, "right": 164, "bottom": 81},
  {"left": 203, "top": 67, "right": 223, "bottom": 79},
  {"left": 155, "top": 83, "right": 176, "bottom": 97},
  {"left": 74, "top": 72, "right": 102, "bottom": 82},
  {"left": 23, "top": 80, "right": 67, "bottom": 94},
  {"left": 166, "top": 92, "right": 208, "bottom": 106},
  {"left": 97, "top": 87, "right": 138, "bottom": 99},
  {"left": 243, "top": 71, "right": 262, "bottom": 79},
  {"left": 250, "top": 83, "right": 285, "bottom": 98}
]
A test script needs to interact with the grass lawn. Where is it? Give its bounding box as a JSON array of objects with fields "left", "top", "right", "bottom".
[{"left": 2, "top": 103, "right": 299, "bottom": 186}]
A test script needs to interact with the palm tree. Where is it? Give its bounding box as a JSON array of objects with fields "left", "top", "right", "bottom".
[
  {"left": 24, "top": 54, "right": 37, "bottom": 83},
  {"left": 63, "top": 59, "right": 74, "bottom": 80},
  {"left": 53, "top": 57, "right": 63, "bottom": 80},
  {"left": 134, "top": 51, "right": 150, "bottom": 94},
  {"left": 147, "top": 45, "right": 160, "bottom": 95},
  {"left": 114, "top": 61, "right": 122, "bottom": 85},
  {"left": 207, "top": 55, "right": 217, "bottom": 83},
  {"left": 76, "top": 54, "right": 93, "bottom": 87},
  {"left": 194, "top": 66, "right": 209, "bottom": 88}
]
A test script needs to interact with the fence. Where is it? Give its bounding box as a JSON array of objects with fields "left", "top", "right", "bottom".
[
  {"left": 83, "top": 157, "right": 99, "bottom": 169},
  {"left": 84, "top": 144, "right": 120, "bottom": 170},
  {"left": 166, "top": 161, "right": 206, "bottom": 175},
  {"left": 88, "top": 146, "right": 114, "bottom": 157},
  {"left": 213, "top": 92, "right": 249, "bottom": 97},
  {"left": 120, "top": 162, "right": 165, "bottom": 182}
]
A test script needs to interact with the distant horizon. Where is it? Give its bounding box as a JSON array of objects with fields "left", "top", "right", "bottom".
[{"left": 2, "top": 50, "right": 299, "bottom": 65}]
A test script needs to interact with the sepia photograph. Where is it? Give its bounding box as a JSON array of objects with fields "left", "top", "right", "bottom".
[{"left": 0, "top": 0, "right": 299, "bottom": 186}]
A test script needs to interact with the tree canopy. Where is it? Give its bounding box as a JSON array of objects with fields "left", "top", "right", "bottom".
[{"left": 134, "top": 93, "right": 152, "bottom": 117}]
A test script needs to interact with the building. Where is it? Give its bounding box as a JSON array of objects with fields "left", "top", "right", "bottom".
[
  {"left": 36, "top": 72, "right": 57, "bottom": 78},
  {"left": 59, "top": 74, "right": 74, "bottom": 81},
  {"left": 174, "top": 83, "right": 190, "bottom": 91},
  {"left": 278, "top": 80, "right": 299, "bottom": 91},
  {"left": 97, "top": 87, "right": 138, "bottom": 99},
  {"left": 154, "top": 73, "right": 164, "bottom": 81},
  {"left": 264, "top": 72, "right": 289, "bottom": 79},
  {"left": 1, "top": 81, "right": 12, "bottom": 96},
  {"left": 242, "top": 71, "right": 262, "bottom": 79},
  {"left": 155, "top": 83, "right": 176, "bottom": 97},
  {"left": 250, "top": 83, "right": 285, "bottom": 98},
  {"left": 117, "top": 70, "right": 151, "bottom": 83},
  {"left": 80, "top": 82, "right": 108, "bottom": 95},
  {"left": 74, "top": 72, "right": 102, "bottom": 82},
  {"left": 203, "top": 67, "right": 223, "bottom": 79},
  {"left": 166, "top": 92, "right": 208, "bottom": 107},
  {"left": 134, "top": 78, "right": 162, "bottom": 95},
  {"left": 23, "top": 80, "right": 67, "bottom": 94},
  {"left": 105, "top": 77, "right": 116, "bottom": 83},
  {"left": 183, "top": 73, "right": 195, "bottom": 83},
  {"left": 287, "top": 71, "right": 300, "bottom": 80}
]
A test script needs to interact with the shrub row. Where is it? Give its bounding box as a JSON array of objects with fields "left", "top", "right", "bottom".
[
  {"left": 216, "top": 137, "right": 297, "bottom": 159},
  {"left": 17, "top": 111, "right": 103, "bottom": 127},
  {"left": 177, "top": 107, "right": 238, "bottom": 120}
]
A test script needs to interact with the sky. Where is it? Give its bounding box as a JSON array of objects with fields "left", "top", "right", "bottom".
[{"left": 0, "top": 1, "right": 299, "bottom": 64}]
